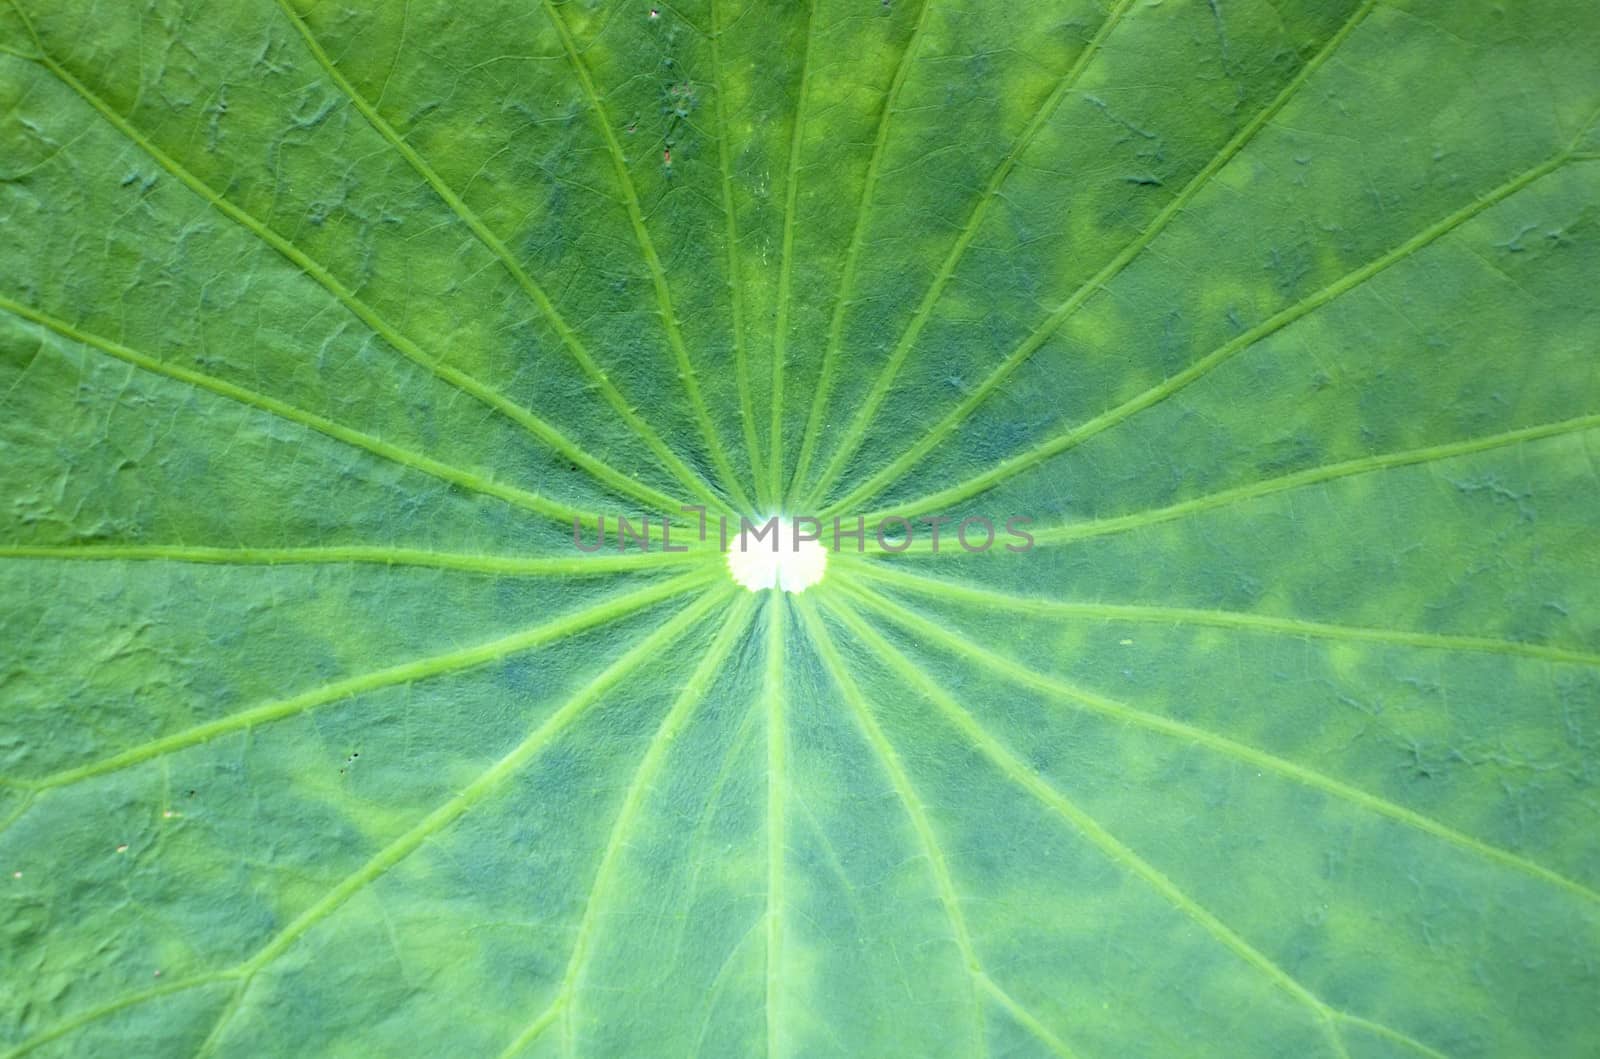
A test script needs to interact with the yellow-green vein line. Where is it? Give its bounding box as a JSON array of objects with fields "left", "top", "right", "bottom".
[
  {"left": 1336, "top": 1013, "right": 1451, "bottom": 1059},
  {"left": 763, "top": 591, "right": 787, "bottom": 1059},
  {"left": 0, "top": 296, "right": 584, "bottom": 526},
  {"left": 687, "top": 917, "right": 767, "bottom": 1059},
  {"left": 802, "top": 0, "right": 1137, "bottom": 511},
  {"left": 838, "top": 581, "right": 1600, "bottom": 908},
  {"left": 5, "top": 12, "right": 695, "bottom": 522},
  {"left": 495, "top": 1003, "right": 563, "bottom": 1059},
  {"left": 0, "top": 543, "right": 710, "bottom": 574},
  {"left": 199, "top": 586, "right": 733, "bottom": 1053},
  {"left": 27, "top": 570, "right": 717, "bottom": 790},
  {"left": 846, "top": 149, "right": 1578, "bottom": 523},
  {"left": 786, "top": 0, "right": 935, "bottom": 506},
  {"left": 663, "top": 690, "right": 764, "bottom": 980},
  {"left": 549, "top": 594, "right": 757, "bottom": 1058},
  {"left": 0, "top": 791, "right": 36, "bottom": 830},
  {"left": 796, "top": 596, "right": 989, "bottom": 1059},
  {"left": 540, "top": 0, "right": 755, "bottom": 513},
  {"left": 192, "top": 982, "right": 249, "bottom": 1059},
  {"left": 271, "top": 0, "right": 733, "bottom": 517},
  {"left": 976, "top": 975, "right": 1078, "bottom": 1059},
  {"left": 767, "top": 0, "right": 820, "bottom": 504},
  {"left": 709, "top": 0, "right": 768, "bottom": 507},
  {"left": 829, "top": 412, "right": 1600, "bottom": 554},
  {"left": 816, "top": 0, "right": 1380, "bottom": 516},
  {"left": 842, "top": 561, "right": 1600, "bottom": 667},
  {"left": 0, "top": 973, "right": 235, "bottom": 1059},
  {"left": 821, "top": 590, "right": 1355, "bottom": 1057}
]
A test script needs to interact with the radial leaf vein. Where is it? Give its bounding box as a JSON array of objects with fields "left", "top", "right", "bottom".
[
  {"left": 1336, "top": 1014, "right": 1453, "bottom": 1059},
  {"left": 884, "top": 413, "right": 1600, "bottom": 552},
  {"left": 838, "top": 581, "right": 1600, "bottom": 907},
  {"left": 192, "top": 585, "right": 733, "bottom": 1055},
  {"left": 763, "top": 593, "right": 788, "bottom": 1059},
  {"left": 800, "top": 0, "right": 1137, "bottom": 509},
  {"left": 16, "top": 570, "right": 717, "bottom": 791},
  {"left": 709, "top": 0, "right": 768, "bottom": 504},
  {"left": 272, "top": 0, "right": 736, "bottom": 516},
  {"left": 842, "top": 560, "right": 1600, "bottom": 667},
  {"left": 786, "top": 0, "right": 934, "bottom": 505},
  {"left": 0, "top": 543, "right": 707, "bottom": 575},
  {"left": 539, "top": 0, "right": 755, "bottom": 512},
  {"left": 845, "top": 149, "right": 1581, "bottom": 522},
  {"left": 767, "top": 0, "right": 820, "bottom": 504},
  {"left": 822, "top": 591, "right": 1400, "bottom": 1059},
  {"left": 797, "top": 595, "right": 992, "bottom": 1059},
  {"left": 0, "top": 975, "right": 233, "bottom": 1059},
  {"left": 553, "top": 595, "right": 756, "bottom": 1057},
  {"left": 0, "top": 296, "right": 586, "bottom": 526},
  {"left": 815, "top": 0, "right": 1380, "bottom": 514},
  {"left": 6, "top": 9, "right": 698, "bottom": 522}
]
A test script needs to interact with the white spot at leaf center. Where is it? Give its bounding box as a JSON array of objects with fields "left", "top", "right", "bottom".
[{"left": 726, "top": 517, "right": 827, "bottom": 593}]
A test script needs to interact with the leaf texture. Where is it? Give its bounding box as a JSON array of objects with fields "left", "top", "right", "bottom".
[{"left": 2, "top": 0, "right": 1598, "bottom": 1056}]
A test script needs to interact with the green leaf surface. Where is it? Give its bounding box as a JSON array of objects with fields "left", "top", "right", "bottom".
[{"left": 2, "top": 0, "right": 1598, "bottom": 1055}]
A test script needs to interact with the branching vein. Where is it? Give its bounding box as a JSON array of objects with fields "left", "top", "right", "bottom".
[
  {"left": 813, "top": 0, "right": 1380, "bottom": 514},
  {"left": 6, "top": 6, "right": 698, "bottom": 522},
  {"left": 539, "top": 0, "right": 755, "bottom": 513},
  {"left": 838, "top": 581, "right": 1600, "bottom": 907},
  {"left": 272, "top": 0, "right": 736, "bottom": 516},
  {"left": 802, "top": 0, "right": 1137, "bottom": 510},
  {"left": 842, "top": 149, "right": 1580, "bottom": 522}
]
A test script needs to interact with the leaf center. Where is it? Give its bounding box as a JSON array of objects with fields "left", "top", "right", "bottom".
[{"left": 725, "top": 516, "right": 828, "bottom": 592}]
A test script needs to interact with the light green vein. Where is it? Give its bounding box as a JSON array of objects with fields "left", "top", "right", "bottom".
[
  {"left": 800, "top": 0, "right": 1137, "bottom": 511},
  {"left": 796, "top": 596, "right": 991, "bottom": 1059},
  {"left": 1337, "top": 1013, "right": 1452, "bottom": 1059},
  {"left": 0, "top": 973, "right": 235, "bottom": 1059},
  {"left": 663, "top": 687, "right": 764, "bottom": 982},
  {"left": 977, "top": 976, "right": 1078, "bottom": 1059},
  {"left": 193, "top": 984, "right": 249, "bottom": 1059},
  {"left": 821, "top": 590, "right": 1365, "bottom": 1059},
  {"left": 271, "top": 0, "right": 733, "bottom": 518},
  {"left": 22, "top": 569, "right": 717, "bottom": 791},
  {"left": 841, "top": 560, "right": 1600, "bottom": 667},
  {"left": 844, "top": 148, "right": 1580, "bottom": 523},
  {"left": 688, "top": 917, "right": 767, "bottom": 1059},
  {"left": 193, "top": 585, "right": 733, "bottom": 1055},
  {"left": 709, "top": 0, "right": 767, "bottom": 507},
  {"left": 492, "top": 596, "right": 756, "bottom": 1059},
  {"left": 838, "top": 581, "right": 1600, "bottom": 908},
  {"left": 6, "top": 7, "right": 696, "bottom": 522},
  {"left": 539, "top": 0, "right": 755, "bottom": 513},
  {"left": 549, "top": 594, "right": 756, "bottom": 1058},
  {"left": 864, "top": 413, "right": 1600, "bottom": 553},
  {"left": 0, "top": 790, "right": 35, "bottom": 827},
  {"left": 786, "top": 0, "right": 934, "bottom": 506},
  {"left": 0, "top": 543, "right": 709, "bottom": 574},
  {"left": 763, "top": 591, "right": 788, "bottom": 1059},
  {"left": 814, "top": 0, "right": 1380, "bottom": 516},
  {"left": 0, "top": 295, "right": 585, "bottom": 526},
  {"left": 767, "top": 0, "right": 820, "bottom": 505},
  {"left": 495, "top": 1004, "right": 563, "bottom": 1059}
]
